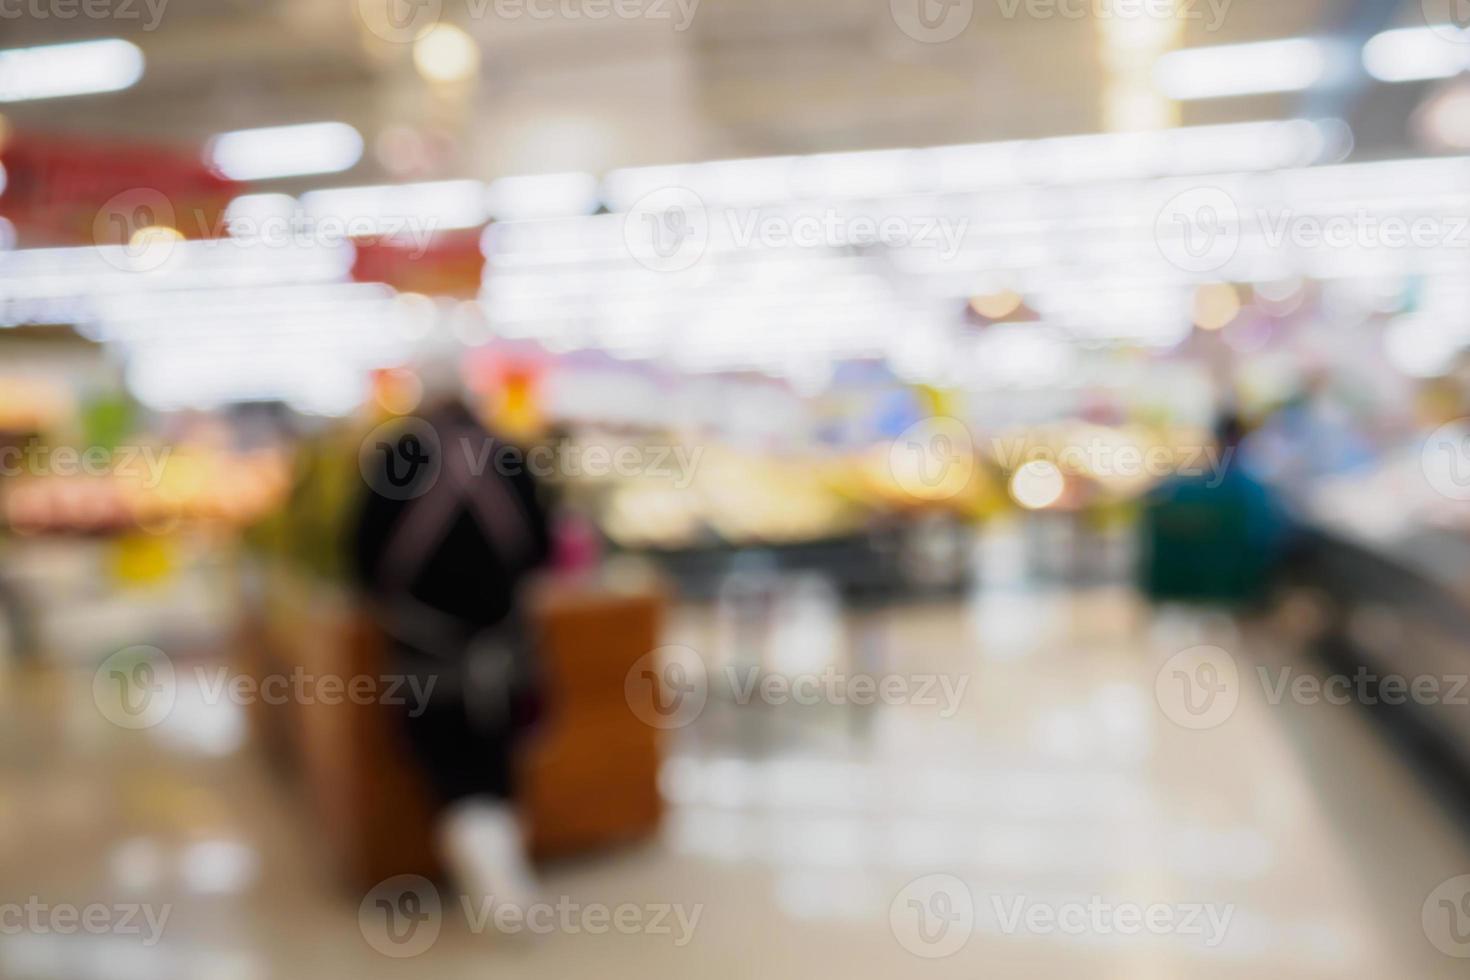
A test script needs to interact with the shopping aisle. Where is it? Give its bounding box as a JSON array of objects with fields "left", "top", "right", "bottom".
[{"left": 1, "top": 585, "right": 1467, "bottom": 979}]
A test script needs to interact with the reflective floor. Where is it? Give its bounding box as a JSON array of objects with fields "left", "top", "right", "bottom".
[{"left": 3, "top": 582, "right": 1469, "bottom": 978}]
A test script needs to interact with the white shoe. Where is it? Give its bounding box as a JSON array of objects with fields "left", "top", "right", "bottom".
[{"left": 437, "top": 798, "right": 540, "bottom": 916}]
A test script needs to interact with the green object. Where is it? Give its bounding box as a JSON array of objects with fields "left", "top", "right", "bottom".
[{"left": 1138, "top": 470, "right": 1286, "bottom": 605}]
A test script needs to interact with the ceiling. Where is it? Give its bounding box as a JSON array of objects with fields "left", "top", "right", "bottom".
[{"left": 0, "top": 0, "right": 1452, "bottom": 194}]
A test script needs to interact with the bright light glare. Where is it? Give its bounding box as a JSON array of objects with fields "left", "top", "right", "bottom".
[
  {"left": 1363, "top": 27, "right": 1470, "bottom": 82},
  {"left": 1155, "top": 39, "right": 1331, "bottom": 100},
  {"left": 0, "top": 39, "right": 144, "bottom": 103},
  {"left": 1010, "top": 461, "right": 1066, "bottom": 511},
  {"left": 414, "top": 24, "right": 479, "bottom": 83},
  {"left": 301, "top": 179, "right": 488, "bottom": 233},
  {"left": 486, "top": 172, "right": 599, "bottom": 221},
  {"left": 207, "top": 122, "right": 364, "bottom": 181}
]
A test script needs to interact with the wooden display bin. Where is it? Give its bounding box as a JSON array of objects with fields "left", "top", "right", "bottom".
[{"left": 243, "top": 567, "right": 665, "bottom": 891}]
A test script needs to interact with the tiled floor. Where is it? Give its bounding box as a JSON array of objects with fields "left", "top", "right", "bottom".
[{"left": 2, "top": 583, "right": 1469, "bottom": 978}]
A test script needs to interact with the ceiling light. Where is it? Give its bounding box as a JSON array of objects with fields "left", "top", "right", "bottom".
[
  {"left": 1193, "top": 283, "right": 1241, "bottom": 331},
  {"left": 414, "top": 24, "right": 480, "bottom": 84},
  {"left": 300, "top": 179, "right": 489, "bottom": 233},
  {"left": 0, "top": 38, "right": 144, "bottom": 102},
  {"left": 1363, "top": 27, "right": 1469, "bottom": 83},
  {"left": 207, "top": 122, "right": 364, "bottom": 181},
  {"left": 1010, "top": 461, "right": 1066, "bottom": 510},
  {"left": 485, "top": 172, "right": 599, "bottom": 221},
  {"left": 1154, "top": 38, "right": 1333, "bottom": 100}
]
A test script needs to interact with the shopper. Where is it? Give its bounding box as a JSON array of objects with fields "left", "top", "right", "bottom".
[
  {"left": 350, "top": 370, "right": 552, "bottom": 909},
  {"left": 1140, "top": 412, "right": 1292, "bottom": 605}
]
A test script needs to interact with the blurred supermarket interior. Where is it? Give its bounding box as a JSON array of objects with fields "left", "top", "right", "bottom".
[{"left": 7, "top": 0, "right": 1470, "bottom": 976}]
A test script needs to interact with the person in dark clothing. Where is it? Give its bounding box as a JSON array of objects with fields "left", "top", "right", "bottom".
[{"left": 350, "top": 392, "right": 551, "bottom": 906}]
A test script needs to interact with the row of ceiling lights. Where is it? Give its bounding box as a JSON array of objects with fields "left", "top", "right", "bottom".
[{"left": 0, "top": 19, "right": 1466, "bottom": 171}]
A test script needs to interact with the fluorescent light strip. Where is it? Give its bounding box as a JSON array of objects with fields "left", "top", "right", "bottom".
[
  {"left": 1154, "top": 38, "right": 1333, "bottom": 100},
  {"left": 301, "top": 179, "right": 488, "bottom": 233},
  {"left": 485, "top": 173, "right": 599, "bottom": 221},
  {"left": 0, "top": 39, "right": 144, "bottom": 103},
  {"left": 207, "top": 122, "right": 364, "bottom": 181},
  {"left": 1363, "top": 27, "right": 1470, "bottom": 82},
  {"left": 602, "top": 121, "right": 1340, "bottom": 210}
]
